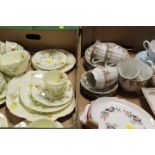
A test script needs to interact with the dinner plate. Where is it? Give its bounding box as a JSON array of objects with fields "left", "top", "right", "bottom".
[
  {"left": 88, "top": 97, "right": 155, "bottom": 129},
  {"left": 31, "top": 78, "right": 73, "bottom": 107},
  {"left": 6, "top": 71, "right": 76, "bottom": 121},
  {"left": 32, "top": 49, "right": 76, "bottom": 72},
  {"left": 142, "top": 87, "right": 155, "bottom": 115},
  {"left": 0, "top": 113, "right": 8, "bottom": 127},
  {"left": 0, "top": 85, "right": 7, "bottom": 105},
  {"left": 135, "top": 51, "right": 155, "bottom": 65}
]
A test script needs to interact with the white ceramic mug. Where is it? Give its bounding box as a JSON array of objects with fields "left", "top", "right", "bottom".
[
  {"left": 143, "top": 40, "right": 155, "bottom": 59},
  {"left": 43, "top": 70, "right": 68, "bottom": 99},
  {"left": 91, "top": 41, "right": 107, "bottom": 64},
  {"left": 87, "top": 68, "right": 105, "bottom": 89}
]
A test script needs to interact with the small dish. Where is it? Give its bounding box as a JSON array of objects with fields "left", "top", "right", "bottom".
[{"left": 80, "top": 97, "right": 155, "bottom": 129}]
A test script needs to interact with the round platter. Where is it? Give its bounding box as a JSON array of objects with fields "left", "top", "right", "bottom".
[
  {"left": 88, "top": 97, "right": 155, "bottom": 129},
  {"left": 6, "top": 71, "right": 76, "bottom": 121},
  {"left": 32, "top": 49, "right": 76, "bottom": 72}
]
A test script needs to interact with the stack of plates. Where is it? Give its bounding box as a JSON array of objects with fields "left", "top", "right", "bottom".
[
  {"left": 32, "top": 49, "right": 76, "bottom": 72},
  {"left": 6, "top": 71, "right": 76, "bottom": 121},
  {"left": 0, "top": 73, "right": 9, "bottom": 105},
  {"left": 80, "top": 72, "right": 118, "bottom": 98}
]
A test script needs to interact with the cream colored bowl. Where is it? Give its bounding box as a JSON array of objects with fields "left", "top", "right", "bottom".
[
  {"left": 0, "top": 50, "right": 30, "bottom": 76},
  {"left": 28, "top": 119, "right": 63, "bottom": 128}
]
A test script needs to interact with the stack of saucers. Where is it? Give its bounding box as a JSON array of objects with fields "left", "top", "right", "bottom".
[
  {"left": 84, "top": 40, "right": 129, "bottom": 70},
  {"left": 80, "top": 67, "right": 118, "bottom": 98},
  {"left": 6, "top": 70, "right": 76, "bottom": 123},
  {"left": 0, "top": 73, "right": 9, "bottom": 105},
  {"left": 32, "top": 49, "right": 76, "bottom": 72}
]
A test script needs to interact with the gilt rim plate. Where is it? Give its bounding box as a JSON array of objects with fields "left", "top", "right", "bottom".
[{"left": 89, "top": 97, "right": 155, "bottom": 129}]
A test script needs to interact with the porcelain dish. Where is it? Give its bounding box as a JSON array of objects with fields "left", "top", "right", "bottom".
[
  {"left": 6, "top": 71, "right": 76, "bottom": 121},
  {"left": 80, "top": 97, "right": 155, "bottom": 129},
  {"left": 15, "top": 119, "right": 63, "bottom": 128},
  {"left": 0, "top": 50, "right": 30, "bottom": 76},
  {"left": 32, "top": 49, "right": 76, "bottom": 72},
  {"left": 0, "top": 113, "right": 8, "bottom": 127}
]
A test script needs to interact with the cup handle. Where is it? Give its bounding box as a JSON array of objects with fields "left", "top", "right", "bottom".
[
  {"left": 92, "top": 58, "right": 104, "bottom": 64},
  {"left": 143, "top": 40, "right": 150, "bottom": 50}
]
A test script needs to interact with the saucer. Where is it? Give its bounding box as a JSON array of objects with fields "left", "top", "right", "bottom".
[
  {"left": 80, "top": 97, "right": 155, "bottom": 129},
  {"left": 135, "top": 50, "right": 155, "bottom": 65},
  {"left": 6, "top": 71, "right": 76, "bottom": 121},
  {"left": 32, "top": 49, "right": 76, "bottom": 72}
]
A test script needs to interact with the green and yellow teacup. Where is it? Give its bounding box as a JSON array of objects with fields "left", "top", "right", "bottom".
[{"left": 43, "top": 70, "right": 68, "bottom": 99}]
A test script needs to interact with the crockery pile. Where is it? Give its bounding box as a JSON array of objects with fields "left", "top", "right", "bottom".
[
  {"left": 6, "top": 70, "right": 76, "bottom": 122},
  {"left": 84, "top": 40, "right": 130, "bottom": 70}
]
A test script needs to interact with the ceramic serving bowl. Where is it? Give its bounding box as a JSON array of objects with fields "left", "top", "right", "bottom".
[
  {"left": 0, "top": 50, "right": 30, "bottom": 76},
  {"left": 117, "top": 58, "right": 153, "bottom": 92},
  {"left": 28, "top": 119, "right": 63, "bottom": 128}
]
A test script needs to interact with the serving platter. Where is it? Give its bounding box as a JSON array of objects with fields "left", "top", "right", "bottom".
[{"left": 87, "top": 97, "right": 155, "bottom": 129}]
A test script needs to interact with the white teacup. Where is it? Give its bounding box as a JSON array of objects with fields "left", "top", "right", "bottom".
[
  {"left": 147, "top": 60, "right": 155, "bottom": 86},
  {"left": 143, "top": 40, "right": 155, "bottom": 59},
  {"left": 87, "top": 68, "right": 105, "bottom": 89},
  {"left": 91, "top": 41, "right": 107, "bottom": 64},
  {"left": 43, "top": 70, "right": 68, "bottom": 99}
]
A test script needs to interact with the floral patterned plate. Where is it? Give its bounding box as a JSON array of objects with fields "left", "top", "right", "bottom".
[
  {"left": 32, "top": 49, "right": 76, "bottom": 72},
  {"left": 80, "top": 97, "right": 155, "bottom": 129},
  {"left": 6, "top": 71, "right": 76, "bottom": 121},
  {"left": 142, "top": 87, "right": 155, "bottom": 115},
  {"left": 32, "top": 49, "right": 67, "bottom": 70}
]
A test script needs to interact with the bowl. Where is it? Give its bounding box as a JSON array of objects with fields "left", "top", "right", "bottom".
[
  {"left": 117, "top": 58, "right": 153, "bottom": 92},
  {"left": 0, "top": 50, "right": 30, "bottom": 76},
  {"left": 28, "top": 119, "right": 63, "bottom": 128}
]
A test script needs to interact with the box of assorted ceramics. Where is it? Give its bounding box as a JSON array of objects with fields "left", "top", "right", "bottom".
[
  {"left": 79, "top": 26, "right": 155, "bottom": 129},
  {"left": 0, "top": 26, "right": 81, "bottom": 128}
]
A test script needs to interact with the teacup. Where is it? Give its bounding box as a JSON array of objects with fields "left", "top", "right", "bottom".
[
  {"left": 143, "top": 40, "right": 155, "bottom": 59},
  {"left": 87, "top": 68, "right": 105, "bottom": 89},
  {"left": 91, "top": 41, "right": 107, "bottom": 64},
  {"left": 43, "top": 70, "right": 68, "bottom": 100}
]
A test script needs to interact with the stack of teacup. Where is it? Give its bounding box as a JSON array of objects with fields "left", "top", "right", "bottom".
[
  {"left": 84, "top": 40, "right": 130, "bottom": 70},
  {"left": 80, "top": 66, "right": 118, "bottom": 98}
]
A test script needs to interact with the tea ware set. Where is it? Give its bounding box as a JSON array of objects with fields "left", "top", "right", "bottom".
[
  {"left": 0, "top": 41, "right": 76, "bottom": 128},
  {"left": 80, "top": 40, "right": 155, "bottom": 129}
]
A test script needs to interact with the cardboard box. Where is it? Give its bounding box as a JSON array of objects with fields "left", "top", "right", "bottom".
[
  {"left": 0, "top": 27, "right": 81, "bottom": 128},
  {"left": 78, "top": 26, "right": 155, "bottom": 128}
]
